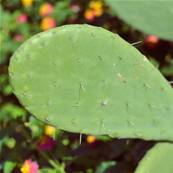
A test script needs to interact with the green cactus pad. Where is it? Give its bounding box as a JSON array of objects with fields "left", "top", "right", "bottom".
[
  {"left": 9, "top": 24, "right": 173, "bottom": 140},
  {"left": 106, "top": 1, "right": 173, "bottom": 41},
  {"left": 135, "top": 143, "right": 173, "bottom": 173}
]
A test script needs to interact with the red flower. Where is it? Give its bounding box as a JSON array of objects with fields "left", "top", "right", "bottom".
[{"left": 37, "top": 135, "right": 56, "bottom": 151}]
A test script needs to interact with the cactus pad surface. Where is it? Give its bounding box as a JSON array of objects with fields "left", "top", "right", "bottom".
[
  {"left": 135, "top": 143, "right": 173, "bottom": 173},
  {"left": 106, "top": 1, "right": 173, "bottom": 41},
  {"left": 9, "top": 24, "right": 173, "bottom": 140}
]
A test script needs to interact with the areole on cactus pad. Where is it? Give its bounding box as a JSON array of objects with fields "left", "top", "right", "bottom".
[{"left": 9, "top": 24, "right": 173, "bottom": 140}]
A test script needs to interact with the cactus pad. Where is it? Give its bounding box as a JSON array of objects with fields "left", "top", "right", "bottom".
[
  {"left": 9, "top": 24, "right": 173, "bottom": 140},
  {"left": 135, "top": 143, "right": 173, "bottom": 173},
  {"left": 106, "top": 1, "right": 173, "bottom": 41}
]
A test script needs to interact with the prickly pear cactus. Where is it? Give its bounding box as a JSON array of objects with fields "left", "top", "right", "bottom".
[
  {"left": 9, "top": 24, "right": 173, "bottom": 140},
  {"left": 135, "top": 143, "right": 173, "bottom": 173},
  {"left": 106, "top": 0, "right": 173, "bottom": 41}
]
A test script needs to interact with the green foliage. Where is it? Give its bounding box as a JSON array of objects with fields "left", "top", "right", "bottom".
[
  {"left": 52, "top": 1, "right": 74, "bottom": 25},
  {"left": 0, "top": 136, "right": 16, "bottom": 151},
  {"left": 3, "top": 161, "right": 16, "bottom": 173},
  {"left": 9, "top": 24, "right": 173, "bottom": 140},
  {"left": 0, "top": 7, "right": 21, "bottom": 64},
  {"left": 27, "top": 116, "right": 44, "bottom": 138},
  {"left": 161, "top": 59, "right": 173, "bottom": 76},
  {"left": 0, "top": 0, "right": 74, "bottom": 65},
  {"left": 39, "top": 168, "right": 65, "bottom": 173},
  {"left": 106, "top": 0, "right": 173, "bottom": 41},
  {"left": 95, "top": 161, "right": 116, "bottom": 173},
  {"left": 39, "top": 168, "right": 57, "bottom": 173},
  {"left": 0, "top": 74, "right": 13, "bottom": 95},
  {"left": 0, "top": 103, "right": 26, "bottom": 122},
  {"left": 135, "top": 143, "right": 173, "bottom": 173}
]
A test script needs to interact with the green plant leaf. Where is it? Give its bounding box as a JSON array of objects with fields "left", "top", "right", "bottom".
[
  {"left": 106, "top": 0, "right": 173, "bottom": 41},
  {"left": 27, "top": 116, "right": 44, "bottom": 138},
  {"left": 3, "top": 137, "right": 16, "bottom": 149},
  {"left": 95, "top": 161, "right": 116, "bottom": 173},
  {"left": 52, "top": 1, "right": 74, "bottom": 25},
  {"left": 135, "top": 143, "right": 173, "bottom": 173},
  {"left": 39, "top": 168, "right": 59, "bottom": 173},
  {"left": 161, "top": 64, "right": 173, "bottom": 76},
  {"left": 3, "top": 161, "right": 16, "bottom": 173},
  {"left": 9, "top": 24, "right": 173, "bottom": 140},
  {"left": 39, "top": 166, "right": 66, "bottom": 173},
  {"left": 0, "top": 103, "right": 26, "bottom": 122}
]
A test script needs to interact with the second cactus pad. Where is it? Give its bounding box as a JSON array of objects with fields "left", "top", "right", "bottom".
[
  {"left": 135, "top": 143, "right": 173, "bottom": 173},
  {"left": 9, "top": 25, "right": 173, "bottom": 140}
]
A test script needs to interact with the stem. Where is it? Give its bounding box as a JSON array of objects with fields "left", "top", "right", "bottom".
[
  {"left": 20, "top": 126, "right": 66, "bottom": 173},
  {"left": 39, "top": 151, "right": 66, "bottom": 173}
]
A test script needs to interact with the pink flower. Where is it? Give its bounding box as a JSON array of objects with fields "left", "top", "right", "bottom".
[
  {"left": 37, "top": 135, "right": 56, "bottom": 151},
  {"left": 17, "top": 14, "right": 28, "bottom": 23},
  {"left": 14, "top": 34, "right": 24, "bottom": 42},
  {"left": 21, "top": 159, "right": 39, "bottom": 173},
  {"left": 70, "top": 4, "right": 81, "bottom": 13}
]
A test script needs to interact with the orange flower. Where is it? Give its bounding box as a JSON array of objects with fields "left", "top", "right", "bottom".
[
  {"left": 21, "top": 159, "right": 39, "bottom": 173},
  {"left": 44, "top": 125, "right": 56, "bottom": 137},
  {"left": 39, "top": 3, "right": 53, "bottom": 17},
  {"left": 84, "top": 9, "right": 95, "bottom": 21},
  {"left": 21, "top": 0, "right": 33, "bottom": 7},
  {"left": 145, "top": 35, "right": 159, "bottom": 44},
  {"left": 144, "top": 35, "right": 160, "bottom": 49},
  {"left": 40, "top": 17, "right": 56, "bottom": 30},
  {"left": 87, "top": 135, "right": 96, "bottom": 144}
]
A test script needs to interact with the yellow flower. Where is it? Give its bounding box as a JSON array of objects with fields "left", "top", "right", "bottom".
[
  {"left": 40, "top": 17, "right": 56, "bottom": 30},
  {"left": 89, "top": 0, "right": 103, "bottom": 11},
  {"left": 21, "top": 0, "right": 33, "bottom": 7},
  {"left": 45, "top": 125, "right": 56, "bottom": 136},
  {"left": 21, "top": 162, "right": 29, "bottom": 173},
  {"left": 94, "top": 8, "right": 103, "bottom": 17},
  {"left": 84, "top": 9, "right": 95, "bottom": 21},
  {"left": 85, "top": 0, "right": 104, "bottom": 19},
  {"left": 87, "top": 135, "right": 96, "bottom": 144}
]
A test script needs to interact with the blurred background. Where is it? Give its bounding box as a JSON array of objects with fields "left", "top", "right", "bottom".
[{"left": 0, "top": 0, "right": 173, "bottom": 173}]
